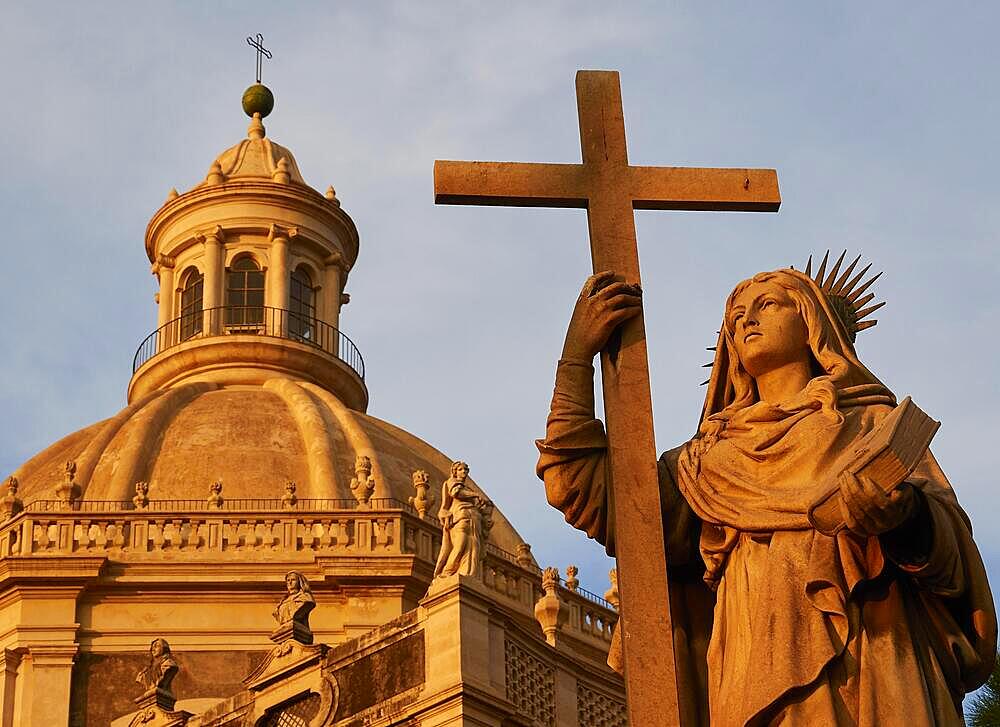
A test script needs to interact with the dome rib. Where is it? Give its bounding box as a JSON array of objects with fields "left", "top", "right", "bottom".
[
  {"left": 264, "top": 379, "right": 342, "bottom": 499},
  {"left": 200, "top": 132, "right": 307, "bottom": 189},
  {"left": 301, "top": 382, "right": 389, "bottom": 499}
]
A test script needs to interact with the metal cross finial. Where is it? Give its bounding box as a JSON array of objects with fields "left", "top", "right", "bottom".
[{"left": 246, "top": 33, "right": 272, "bottom": 84}]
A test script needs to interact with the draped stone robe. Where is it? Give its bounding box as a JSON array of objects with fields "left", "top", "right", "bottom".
[{"left": 537, "top": 357, "right": 996, "bottom": 727}]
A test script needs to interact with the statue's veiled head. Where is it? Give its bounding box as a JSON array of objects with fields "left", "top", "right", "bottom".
[
  {"left": 283, "top": 571, "right": 312, "bottom": 597},
  {"left": 727, "top": 276, "right": 813, "bottom": 380},
  {"left": 700, "top": 267, "right": 891, "bottom": 428}
]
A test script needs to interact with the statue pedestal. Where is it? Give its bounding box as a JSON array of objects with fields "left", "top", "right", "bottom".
[
  {"left": 269, "top": 619, "right": 313, "bottom": 646},
  {"left": 110, "top": 689, "right": 191, "bottom": 727},
  {"left": 244, "top": 620, "right": 325, "bottom": 693},
  {"left": 136, "top": 686, "right": 177, "bottom": 712}
]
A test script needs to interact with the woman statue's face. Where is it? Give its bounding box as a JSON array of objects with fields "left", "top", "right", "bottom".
[
  {"left": 728, "top": 280, "right": 810, "bottom": 378},
  {"left": 150, "top": 639, "right": 165, "bottom": 657},
  {"left": 286, "top": 573, "right": 300, "bottom": 593}
]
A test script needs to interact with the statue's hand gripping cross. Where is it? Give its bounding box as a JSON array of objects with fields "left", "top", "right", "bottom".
[{"left": 434, "top": 70, "right": 779, "bottom": 725}]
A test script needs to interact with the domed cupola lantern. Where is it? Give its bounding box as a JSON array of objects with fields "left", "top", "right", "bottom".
[{"left": 132, "top": 75, "right": 365, "bottom": 410}]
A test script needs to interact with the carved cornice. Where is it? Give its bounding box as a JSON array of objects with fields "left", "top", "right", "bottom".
[
  {"left": 25, "top": 644, "right": 78, "bottom": 665},
  {"left": 145, "top": 182, "right": 359, "bottom": 265},
  {"left": 0, "top": 555, "right": 106, "bottom": 587}
]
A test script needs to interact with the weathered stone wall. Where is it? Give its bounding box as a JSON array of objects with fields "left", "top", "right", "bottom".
[
  {"left": 332, "top": 631, "right": 425, "bottom": 721},
  {"left": 70, "top": 650, "right": 267, "bottom": 727}
]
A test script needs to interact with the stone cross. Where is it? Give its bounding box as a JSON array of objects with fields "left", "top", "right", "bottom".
[{"left": 434, "top": 70, "right": 780, "bottom": 725}]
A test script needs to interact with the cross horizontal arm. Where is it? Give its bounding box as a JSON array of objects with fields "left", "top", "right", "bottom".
[
  {"left": 630, "top": 166, "right": 781, "bottom": 211},
  {"left": 434, "top": 161, "right": 589, "bottom": 208}
]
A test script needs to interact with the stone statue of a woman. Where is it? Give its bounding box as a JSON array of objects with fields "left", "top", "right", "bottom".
[
  {"left": 538, "top": 261, "right": 996, "bottom": 725},
  {"left": 433, "top": 461, "right": 493, "bottom": 580},
  {"left": 272, "top": 571, "right": 316, "bottom": 644}
]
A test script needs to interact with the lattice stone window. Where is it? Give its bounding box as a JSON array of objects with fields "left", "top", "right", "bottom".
[
  {"left": 259, "top": 692, "right": 322, "bottom": 727},
  {"left": 578, "top": 683, "right": 627, "bottom": 727},
  {"left": 505, "top": 638, "right": 555, "bottom": 726}
]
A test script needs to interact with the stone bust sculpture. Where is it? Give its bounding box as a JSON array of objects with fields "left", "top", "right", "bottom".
[
  {"left": 134, "top": 637, "right": 179, "bottom": 696},
  {"left": 537, "top": 260, "right": 997, "bottom": 725},
  {"left": 272, "top": 571, "right": 315, "bottom": 630},
  {"left": 433, "top": 461, "right": 493, "bottom": 580}
]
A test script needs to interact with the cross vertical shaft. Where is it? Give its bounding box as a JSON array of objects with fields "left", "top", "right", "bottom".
[
  {"left": 434, "top": 69, "right": 780, "bottom": 725},
  {"left": 576, "top": 71, "right": 682, "bottom": 724}
]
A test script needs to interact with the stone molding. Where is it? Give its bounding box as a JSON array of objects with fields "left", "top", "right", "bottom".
[
  {"left": 126, "top": 334, "right": 368, "bottom": 410},
  {"left": 145, "top": 182, "right": 358, "bottom": 268}
]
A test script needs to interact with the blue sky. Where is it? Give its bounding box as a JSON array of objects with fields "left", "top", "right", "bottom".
[{"left": 1, "top": 1, "right": 997, "bottom": 614}]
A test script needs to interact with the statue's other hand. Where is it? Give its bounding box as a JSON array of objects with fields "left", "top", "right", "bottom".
[
  {"left": 838, "top": 471, "right": 917, "bottom": 537},
  {"left": 562, "top": 271, "right": 643, "bottom": 360}
]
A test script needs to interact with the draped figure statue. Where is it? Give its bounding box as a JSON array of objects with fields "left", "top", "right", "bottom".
[
  {"left": 537, "top": 263, "right": 996, "bottom": 726},
  {"left": 433, "top": 461, "right": 494, "bottom": 580}
]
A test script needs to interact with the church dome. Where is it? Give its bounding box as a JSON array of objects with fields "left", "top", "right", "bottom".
[
  {"left": 5, "top": 87, "right": 531, "bottom": 558},
  {"left": 6, "top": 379, "right": 529, "bottom": 555}
]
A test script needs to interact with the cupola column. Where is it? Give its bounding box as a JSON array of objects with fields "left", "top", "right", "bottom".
[
  {"left": 268, "top": 225, "right": 294, "bottom": 337},
  {"left": 153, "top": 254, "right": 176, "bottom": 331},
  {"left": 324, "top": 253, "right": 344, "bottom": 330},
  {"left": 268, "top": 225, "right": 291, "bottom": 311},
  {"left": 201, "top": 226, "right": 225, "bottom": 334}
]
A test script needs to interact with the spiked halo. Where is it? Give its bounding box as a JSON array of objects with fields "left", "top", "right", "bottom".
[
  {"left": 699, "top": 251, "right": 884, "bottom": 385},
  {"left": 803, "top": 250, "right": 884, "bottom": 343}
]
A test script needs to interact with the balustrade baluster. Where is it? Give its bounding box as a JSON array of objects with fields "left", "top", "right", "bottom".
[
  {"left": 76, "top": 521, "right": 90, "bottom": 550},
  {"left": 334, "top": 519, "right": 350, "bottom": 549},
  {"left": 150, "top": 522, "right": 164, "bottom": 550}
]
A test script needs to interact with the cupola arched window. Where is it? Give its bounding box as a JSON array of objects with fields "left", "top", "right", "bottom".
[
  {"left": 179, "top": 268, "right": 204, "bottom": 341},
  {"left": 289, "top": 266, "right": 316, "bottom": 341},
  {"left": 226, "top": 256, "right": 265, "bottom": 328}
]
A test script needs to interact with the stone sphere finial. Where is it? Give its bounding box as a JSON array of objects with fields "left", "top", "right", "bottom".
[{"left": 242, "top": 83, "right": 274, "bottom": 118}]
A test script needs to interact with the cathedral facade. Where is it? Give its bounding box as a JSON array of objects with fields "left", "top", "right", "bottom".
[{"left": 0, "top": 86, "right": 624, "bottom": 726}]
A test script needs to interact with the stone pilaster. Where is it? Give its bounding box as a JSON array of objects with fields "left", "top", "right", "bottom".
[
  {"left": 23, "top": 645, "right": 77, "bottom": 727},
  {"left": 0, "top": 557, "right": 103, "bottom": 727},
  {"left": 0, "top": 649, "right": 21, "bottom": 727}
]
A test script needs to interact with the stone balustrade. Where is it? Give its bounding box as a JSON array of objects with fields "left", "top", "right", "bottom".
[
  {"left": 0, "top": 497, "right": 617, "bottom": 649},
  {"left": 481, "top": 544, "right": 617, "bottom": 648},
  {"left": 0, "top": 499, "right": 425, "bottom": 559}
]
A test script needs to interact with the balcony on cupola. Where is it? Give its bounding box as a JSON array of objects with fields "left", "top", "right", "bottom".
[{"left": 130, "top": 85, "right": 367, "bottom": 411}]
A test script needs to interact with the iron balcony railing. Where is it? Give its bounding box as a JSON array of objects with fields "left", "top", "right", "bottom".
[{"left": 132, "top": 305, "right": 365, "bottom": 380}]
